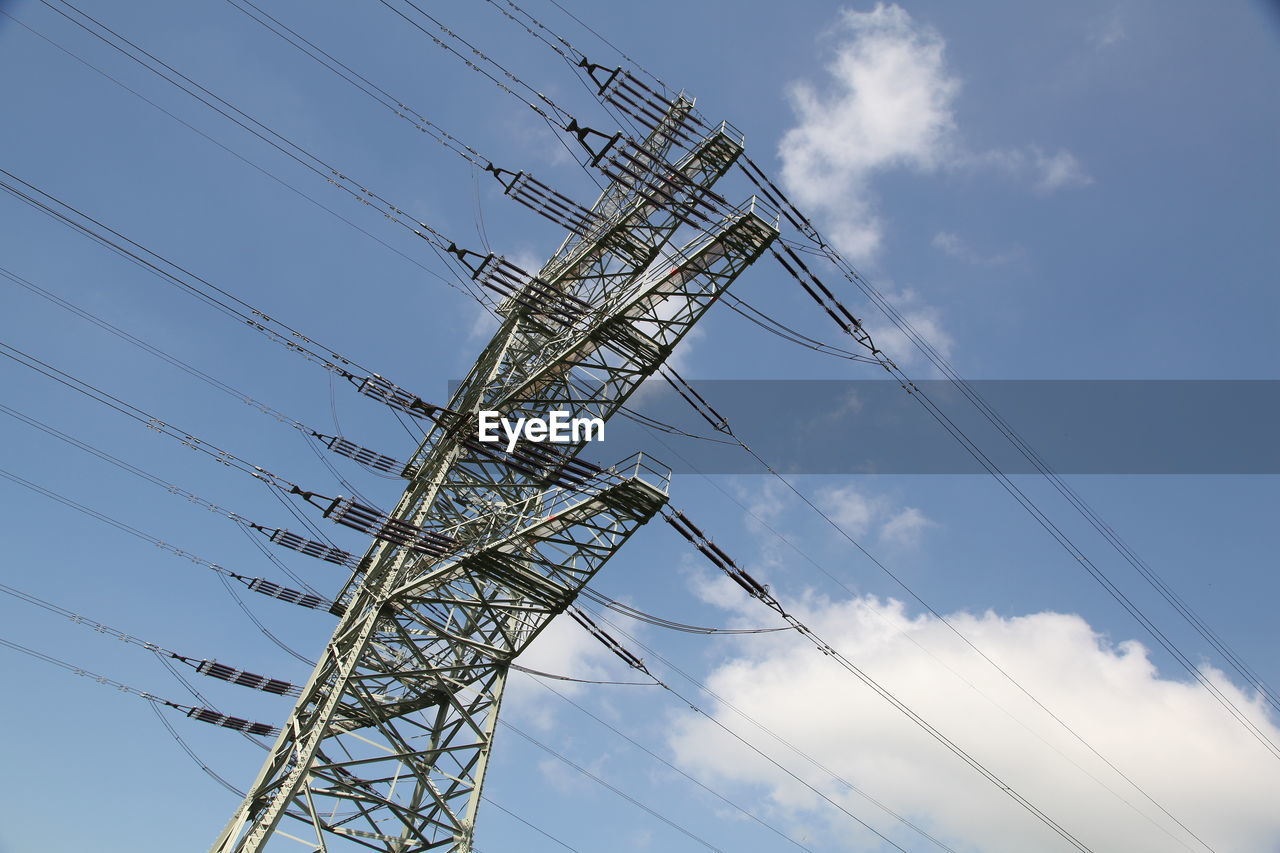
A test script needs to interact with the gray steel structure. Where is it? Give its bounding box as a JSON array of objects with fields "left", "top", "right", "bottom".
[{"left": 212, "top": 99, "right": 777, "bottom": 852}]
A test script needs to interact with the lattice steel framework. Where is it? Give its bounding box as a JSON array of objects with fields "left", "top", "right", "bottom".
[{"left": 212, "top": 96, "right": 777, "bottom": 852}]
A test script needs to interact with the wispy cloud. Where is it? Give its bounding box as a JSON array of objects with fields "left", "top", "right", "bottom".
[
  {"left": 977, "top": 145, "right": 1094, "bottom": 192},
  {"left": 819, "top": 482, "right": 938, "bottom": 548},
  {"left": 932, "top": 231, "right": 1022, "bottom": 266},
  {"left": 879, "top": 506, "right": 938, "bottom": 548},
  {"left": 1089, "top": 9, "right": 1128, "bottom": 50}
]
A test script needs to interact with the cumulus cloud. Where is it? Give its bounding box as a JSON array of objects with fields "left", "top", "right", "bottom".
[
  {"left": 668, "top": 595, "right": 1280, "bottom": 853},
  {"left": 779, "top": 4, "right": 1090, "bottom": 262},
  {"left": 779, "top": 4, "right": 958, "bottom": 260}
]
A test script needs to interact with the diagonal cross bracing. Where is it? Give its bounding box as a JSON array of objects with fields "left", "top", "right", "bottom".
[{"left": 213, "top": 96, "right": 777, "bottom": 852}]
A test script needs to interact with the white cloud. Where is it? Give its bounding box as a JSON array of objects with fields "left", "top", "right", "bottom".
[
  {"left": 779, "top": 4, "right": 958, "bottom": 261},
  {"left": 731, "top": 479, "right": 804, "bottom": 574},
  {"left": 668, "top": 595, "right": 1280, "bottom": 853},
  {"left": 779, "top": 4, "right": 1090, "bottom": 262},
  {"left": 818, "top": 483, "right": 938, "bottom": 548},
  {"left": 664, "top": 322, "right": 704, "bottom": 376}
]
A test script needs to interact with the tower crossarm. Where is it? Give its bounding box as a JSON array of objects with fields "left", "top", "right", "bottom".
[
  {"left": 439, "top": 120, "right": 745, "bottom": 432},
  {"left": 537, "top": 118, "right": 744, "bottom": 309},
  {"left": 504, "top": 198, "right": 779, "bottom": 401},
  {"left": 394, "top": 202, "right": 777, "bottom": 554}
]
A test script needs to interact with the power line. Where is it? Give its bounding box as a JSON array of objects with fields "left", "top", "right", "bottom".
[
  {"left": 0, "top": 581, "right": 302, "bottom": 697},
  {"left": 0, "top": 265, "right": 305, "bottom": 431},
  {"left": 737, "top": 154, "right": 1280, "bottom": 731},
  {"left": 12, "top": 3, "right": 1239, "bottom": 845},
  {"left": 0, "top": 343, "right": 470, "bottom": 564},
  {"left": 479, "top": 797, "right": 585, "bottom": 853},
  {"left": 507, "top": 662, "right": 654, "bottom": 686},
  {"left": 0, "top": 166, "right": 375, "bottom": 376},
  {"left": 522, "top": 673, "right": 822, "bottom": 853},
  {"left": 0, "top": 261, "right": 431, "bottom": 499},
  {"left": 375, "top": 0, "right": 576, "bottom": 130},
  {"left": 146, "top": 700, "right": 248, "bottom": 797},
  {"left": 0, "top": 635, "right": 280, "bottom": 737},
  {"left": 641, "top": 424, "right": 1214, "bottom": 852},
  {"left": 18, "top": 0, "right": 494, "bottom": 305},
  {"left": 571, "top": 604, "right": 958, "bottom": 853},
  {"left": 0, "top": 339, "right": 299, "bottom": 490},
  {"left": 0, "top": 458, "right": 333, "bottom": 609},
  {"left": 578, "top": 586, "right": 793, "bottom": 635},
  {"left": 483, "top": 2, "right": 1276, "bottom": 786},
  {"left": 6, "top": 10, "right": 767, "bottom": 455},
  {"left": 536, "top": 0, "right": 676, "bottom": 98},
  {"left": 221, "top": 0, "right": 487, "bottom": 170},
  {"left": 664, "top": 510, "right": 1099, "bottom": 851},
  {"left": 0, "top": 7, "right": 475, "bottom": 298},
  {"left": 379, "top": 9, "right": 1238, "bottom": 831}
]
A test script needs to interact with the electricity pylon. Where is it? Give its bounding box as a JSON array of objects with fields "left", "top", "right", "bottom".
[{"left": 212, "top": 96, "right": 777, "bottom": 852}]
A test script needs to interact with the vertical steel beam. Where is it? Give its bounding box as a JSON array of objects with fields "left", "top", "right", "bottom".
[{"left": 212, "top": 103, "right": 776, "bottom": 852}]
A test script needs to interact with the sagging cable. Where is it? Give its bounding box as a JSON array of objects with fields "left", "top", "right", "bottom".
[
  {"left": 568, "top": 606, "right": 650, "bottom": 675},
  {"left": 578, "top": 587, "right": 792, "bottom": 636}
]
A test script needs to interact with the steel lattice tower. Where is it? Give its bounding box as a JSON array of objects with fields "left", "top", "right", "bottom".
[{"left": 212, "top": 97, "right": 777, "bottom": 852}]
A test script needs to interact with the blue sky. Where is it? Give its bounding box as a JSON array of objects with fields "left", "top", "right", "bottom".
[{"left": 1, "top": 1, "right": 1278, "bottom": 851}]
